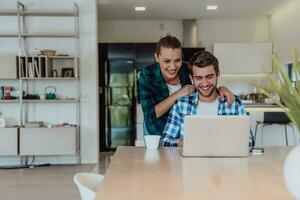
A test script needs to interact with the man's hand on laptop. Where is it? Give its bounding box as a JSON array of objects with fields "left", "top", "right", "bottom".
[{"left": 178, "top": 139, "right": 184, "bottom": 147}]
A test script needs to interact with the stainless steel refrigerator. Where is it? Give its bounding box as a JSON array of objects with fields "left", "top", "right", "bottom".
[
  {"left": 99, "top": 43, "right": 156, "bottom": 151},
  {"left": 105, "top": 59, "right": 136, "bottom": 149}
]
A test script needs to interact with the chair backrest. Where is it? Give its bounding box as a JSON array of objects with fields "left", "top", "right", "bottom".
[
  {"left": 74, "top": 173, "right": 104, "bottom": 200},
  {"left": 263, "top": 112, "right": 290, "bottom": 123}
]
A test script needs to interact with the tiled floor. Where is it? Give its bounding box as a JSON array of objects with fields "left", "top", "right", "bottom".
[{"left": 0, "top": 152, "right": 114, "bottom": 200}]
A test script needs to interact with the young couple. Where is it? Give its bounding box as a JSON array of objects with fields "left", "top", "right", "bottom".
[{"left": 139, "top": 35, "right": 251, "bottom": 147}]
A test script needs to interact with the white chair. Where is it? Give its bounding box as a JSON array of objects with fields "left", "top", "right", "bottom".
[{"left": 74, "top": 172, "right": 104, "bottom": 200}]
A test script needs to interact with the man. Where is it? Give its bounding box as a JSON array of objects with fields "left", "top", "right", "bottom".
[{"left": 160, "top": 50, "right": 252, "bottom": 147}]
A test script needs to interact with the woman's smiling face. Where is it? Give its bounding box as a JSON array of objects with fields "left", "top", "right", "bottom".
[{"left": 155, "top": 47, "right": 182, "bottom": 81}]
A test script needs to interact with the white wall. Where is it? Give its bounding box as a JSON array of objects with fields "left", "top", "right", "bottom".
[
  {"left": 98, "top": 19, "right": 183, "bottom": 42},
  {"left": 98, "top": 18, "right": 270, "bottom": 49},
  {"left": 77, "top": 0, "right": 99, "bottom": 164},
  {"left": 197, "top": 18, "right": 270, "bottom": 52},
  {"left": 270, "top": 0, "right": 300, "bottom": 62},
  {"left": 0, "top": 0, "right": 98, "bottom": 164}
]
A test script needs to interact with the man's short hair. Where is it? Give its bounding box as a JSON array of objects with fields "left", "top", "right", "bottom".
[
  {"left": 155, "top": 34, "right": 182, "bottom": 55},
  {"left": 188, "top": 50, "right": 219, "bottom": 74}
]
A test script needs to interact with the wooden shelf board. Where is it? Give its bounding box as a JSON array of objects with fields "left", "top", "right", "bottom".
[
  {"left": 0, "top": 34, "right": 18, "bottom": 37},
  {"left": 20, "top": 11, "right": 77, "bottom": 17},
  {"left": 0, "top": 11, "right": 77, "bottom": 17},
  {"left": 20, "top": 77, "right": 77, "bottom": 80},
  {"left": 22, "top": 99, "right": 79, "bottom": 103},
  {"left": 48, "top": 56, "right": 75, "bottom": 59},
  {"left": 0, "top": 11, "right": 17, "bottom": 16},
  {"left": 0, "top": 100, "right": 20, "bottom": 103},
  {"left": 21, "top": 33, "right": 76, "bottom": 38}
]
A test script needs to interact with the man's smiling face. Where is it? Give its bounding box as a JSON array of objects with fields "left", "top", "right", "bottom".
[{"left": 192, "top": 65, "right": 219, "bottom": 98}]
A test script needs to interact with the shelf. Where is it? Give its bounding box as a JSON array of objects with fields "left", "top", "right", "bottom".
[
  {"left": 221, "top": 73, "right": 271, "bottom": 78},
  {"left": 20, "top": 11, "right": 77, "bottom": 17},
  {"left": 22, "top": 99, "right": 79, "bottom": 103},
  {"left": 0, "top": 78, "right": 19, "bottom": 80},
  {"left": 21, "top": 33, "right": 77, "bottom": 38},
  {"left": 21, "top": 77, "right": 77, "bottom": 80},
  {"left": 0, "top": 2, "right": 80, "bottom": 162},
  {"left": 0, "top": 11, "right": 77, "bottom": 17},
  {"left": 0, "top": 34, "right": 18, "bottom": 37},
  {"left": 244, "top": 103, "right": 280, "bottom": 108},
  {"left": 48, "top": 56, "right": 75, "bottom": 59},
  {"left": 0, "top": 33, "right": 77, "bottom": 38},
  {"left": 0, "top": 11, "right": 17, "bottom": 16},
  {"left": 0, "top": 100, "right": 20, "bottom": 103}
]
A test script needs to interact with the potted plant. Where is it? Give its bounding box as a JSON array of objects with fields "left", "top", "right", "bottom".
[{"left": 258, "top": 45, "right": 300, "bottom": 199}]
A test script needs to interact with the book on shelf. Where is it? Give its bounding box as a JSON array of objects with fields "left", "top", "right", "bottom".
[
  {"left": 20, "top": 59, "right": 25, "bottom": 78},
  {"left": 33, "top": 60, "right": 40, "bottom": 78},
  {"left": 28, "top": 62, "right": 34, "bottom": 78},
  {"left": 25, "top": 58, "right": 29, "bottom": 78}
]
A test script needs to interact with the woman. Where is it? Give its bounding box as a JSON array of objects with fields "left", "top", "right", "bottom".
[{"left": 138, "top": 35, "right": 234, "bottom": 135}]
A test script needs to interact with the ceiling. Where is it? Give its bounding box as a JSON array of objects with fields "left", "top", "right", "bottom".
[{"left": 98, "top": 0, "right": 289, "bottom": 20}]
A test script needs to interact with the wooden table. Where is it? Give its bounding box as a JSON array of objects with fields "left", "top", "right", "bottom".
[{"left": 96, "top": 146, "right": 293, "bottom": 200}]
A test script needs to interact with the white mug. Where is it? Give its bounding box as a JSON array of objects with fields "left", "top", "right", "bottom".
[{"left": 144, "top": 135, "right": 161, "bottom": 149}]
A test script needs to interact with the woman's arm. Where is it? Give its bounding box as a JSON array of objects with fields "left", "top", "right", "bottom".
[
  {"left": 218, "top": 86, "right": 235, "bottom": 106},
  {"left": 155, "top": 85, "right": 194, "bottom": 118}
]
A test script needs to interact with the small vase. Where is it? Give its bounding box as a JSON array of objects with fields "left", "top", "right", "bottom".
[{"left": 283, "top": 145, "right": 300, "bottom": 199}]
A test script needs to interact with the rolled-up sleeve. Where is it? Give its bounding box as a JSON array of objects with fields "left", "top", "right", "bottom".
[{"left": 138, "top": 70, "right": 162, "bottom": 135}]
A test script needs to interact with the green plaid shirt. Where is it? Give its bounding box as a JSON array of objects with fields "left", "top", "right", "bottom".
[{"left": 138, "top": 62, "right": 191, "bottom": 135}]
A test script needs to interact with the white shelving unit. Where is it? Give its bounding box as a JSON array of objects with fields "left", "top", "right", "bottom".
[{"left": 0, "top": 2, "right": 81, "bottom": 165}]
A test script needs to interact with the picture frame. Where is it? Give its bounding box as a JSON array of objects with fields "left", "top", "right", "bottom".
[{"left": 61, "top": 68, "right": 74, "bottom": 78}]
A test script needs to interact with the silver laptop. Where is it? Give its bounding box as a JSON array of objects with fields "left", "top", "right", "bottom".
[{"left": 183, "top": 116, "right": 250, "bottom": 157}]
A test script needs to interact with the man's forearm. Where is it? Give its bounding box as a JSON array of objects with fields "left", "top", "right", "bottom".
[{"left": 160, "top": 135, "right": 179, "bottom": 147}]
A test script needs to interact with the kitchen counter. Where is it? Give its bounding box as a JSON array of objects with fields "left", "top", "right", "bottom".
[{"left": 244, "top": 103, "right": 284, "bottom": 112}]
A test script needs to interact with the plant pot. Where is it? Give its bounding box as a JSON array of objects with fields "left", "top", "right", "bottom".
[{"left": 283, "top": 144, "right": 300, "bottom": 199}]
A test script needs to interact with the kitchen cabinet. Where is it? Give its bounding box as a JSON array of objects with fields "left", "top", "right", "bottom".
[
  {"left": 0, "top": 128, "right": 18, "bottom": 156},
  {"left": 213, "top": 43, "right": 272, "bottom": 74},
  {"left": 20, "top": 127, "right": 77, "bottom": 156},
  {"left": 0, "top": 56, "right": 17, "bottom": 79}
]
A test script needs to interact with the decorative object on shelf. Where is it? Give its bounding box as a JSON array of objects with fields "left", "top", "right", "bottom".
[
  {"left": 40, "top": 94, "right": 46, "bottom": 100},
  {"left": 22, "top": 93, "right": 40, "bottom": 100},
  {"left": 24, "top": 121, "right": 43, "bottom": 128},
  {"left": 61, "top": 68, "right": 74, "bottom": 78},
  {"left": 57, "top": 54, "right": 69, "bottom": 56},
  {"left": 1, "top": 86, "right": 16, "bottom": 100},
  {"left": 257, "top": 45, "right": 300, "bottom": 199},
  {"left": 45, "top": 86, "right": 56, "bottom": 100},
  {"left": 51, "top": 69, "right": 58, "bottom": 78},
  {"left": 40, "top": 49, "right": 56, "bottom": 57},
  {"left": 33, "top": 48, "right": 40, "bottom": 56}
]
